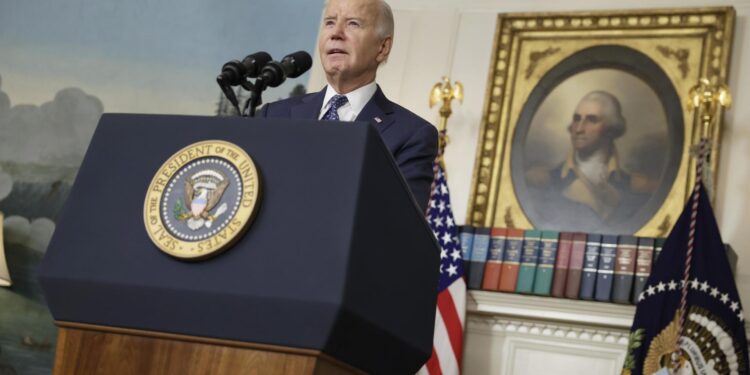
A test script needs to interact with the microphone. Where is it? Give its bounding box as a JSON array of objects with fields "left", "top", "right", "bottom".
[
  {"left": 240, "top": 51, "right": 273, "bottom": 78},
  {"left": 259, "top": 51, "right": 313, "bottom": 87},
  {"left": 279, "top": 50, "right": 313, "bottom": 78},
  {"left": 216, "top": 51, "right": 273, "bottom": 86}
]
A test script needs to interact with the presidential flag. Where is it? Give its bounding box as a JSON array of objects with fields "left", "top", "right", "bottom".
[
  {"left": 622, "top": 185, "right": 748, "bottom": 375},
  {"left": 418, "top": 165, "right": 466, "bottom": 375}
]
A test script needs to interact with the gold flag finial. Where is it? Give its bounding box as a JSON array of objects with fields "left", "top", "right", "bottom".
[
  {"left": 686, "top": 78, "right": 731, "bottom": 196},
  {"left": 687, "top": 77, "right": 731, "bottom": 139},
  {"left": 429, "top": 76, "right": 463, "bottom": 165}
]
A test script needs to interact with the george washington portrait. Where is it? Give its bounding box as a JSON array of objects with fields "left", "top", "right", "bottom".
[{"left": 511, "top": 46, "right": 684, "bottom": 234}]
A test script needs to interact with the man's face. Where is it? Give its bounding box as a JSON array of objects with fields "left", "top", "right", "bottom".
[
  {"left": 568, "top": 99, "right": 611, "bottom": 156},
  {"left": 318, "top": 0, "right": 391, "bottom": 88}
]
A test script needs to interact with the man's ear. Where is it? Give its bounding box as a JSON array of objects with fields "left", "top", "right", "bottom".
[{"left": 376, "top": 36, "right": 393, "bottom": 63}]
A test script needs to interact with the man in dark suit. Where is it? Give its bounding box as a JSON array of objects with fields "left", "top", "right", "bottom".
[{"left": 259, "top": 0, "right": 438, "bottom": 211}]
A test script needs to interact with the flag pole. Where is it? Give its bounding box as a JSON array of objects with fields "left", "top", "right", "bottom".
[
  {"left": 672, "top": 78, "right": 732, "bottom": 373},
  {"left": 419, "top": 77, "right": 467, "bottom": 375},
  {"left": 429, "top": 76, "right": 464, "bottom": 172}
]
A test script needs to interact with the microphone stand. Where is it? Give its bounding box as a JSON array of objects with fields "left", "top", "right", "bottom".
[
  {"left": 216, "top": 76, "right": 242, "bottom": 115},
  {"left": 241, "top": 61, "right": 285, "bottom": 117},
  {"left": 240, "top": 77, "right": 268, "bottom": 117}
]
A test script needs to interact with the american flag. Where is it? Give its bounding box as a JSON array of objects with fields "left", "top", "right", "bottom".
[{"left": 418, "top": 165, "right": 466, "bottom": 375}]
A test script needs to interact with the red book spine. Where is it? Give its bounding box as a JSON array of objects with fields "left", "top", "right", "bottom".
[
  {"left": 482, "top": 228, "right": 507, "bottom": 290},
  {"left": 551, "top": 233, "right": 573, "bottom": 297},
  {"left": 565, "top": 233, "right": 587, "bottom": 299},
  {"left": 498, "top": 228, "right": 524, "bottom": 292}
]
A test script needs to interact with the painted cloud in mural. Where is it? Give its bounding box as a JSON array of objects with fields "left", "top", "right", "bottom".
[
  {"left": 3, "top": 216, "right": 55, "bottom": 254},
  {"left": 0, "top": 74, "right": 101, "bottom": 252},
  {"left": 0, "top": 74, "right": 103, "bottom": 167}
]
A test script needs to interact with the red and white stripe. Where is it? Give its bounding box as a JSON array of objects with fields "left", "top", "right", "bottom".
[{"left": 418, "top": 277, "right": 466, "bottom": 375}]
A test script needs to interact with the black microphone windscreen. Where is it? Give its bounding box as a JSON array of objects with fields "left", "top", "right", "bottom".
[
  {"left": 242, "top": 51, "right": 273, "bottom": 77},
  {"left": 260, "top": 62, "right": 286, "bottom": 88},
  {"left": 219, "top": 60, "right": 244, "bottom": 85},
  {"left": 282, "top": 51, "right": 313, "bottom": 78}
]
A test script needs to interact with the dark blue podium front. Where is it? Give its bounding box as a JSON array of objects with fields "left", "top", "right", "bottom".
[{"left": 38, "top": 114, "right": 440, "bottom": 374}]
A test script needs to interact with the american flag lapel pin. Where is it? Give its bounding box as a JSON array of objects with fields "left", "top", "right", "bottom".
[{"left": 374, "top": 116, "right": 382, "bottom": 123}]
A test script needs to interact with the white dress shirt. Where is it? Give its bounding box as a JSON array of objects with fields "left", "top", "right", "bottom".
[{"left": 318, "top": 82, "right": 378, "bottom": 121}]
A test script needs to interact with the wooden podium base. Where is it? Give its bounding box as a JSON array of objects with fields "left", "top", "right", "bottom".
[{"left": 53, "top": 322, "right": 364, "bottom": 375}]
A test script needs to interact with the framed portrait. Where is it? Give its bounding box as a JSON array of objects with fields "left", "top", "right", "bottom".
[{"left": 467, "top": 7, "right": 735, "bottom": 237}]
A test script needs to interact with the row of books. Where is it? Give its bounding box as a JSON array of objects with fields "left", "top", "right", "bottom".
[{"left": 459, "top": 227, "right": 665, "bottom": 304}]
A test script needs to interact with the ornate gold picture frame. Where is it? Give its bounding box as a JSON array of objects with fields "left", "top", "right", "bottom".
[{"left": 468, "top": 7, "right": 734, "bottom": 237}]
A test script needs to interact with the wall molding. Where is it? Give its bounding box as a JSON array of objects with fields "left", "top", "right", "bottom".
[
  {"left": 469, "top": 290, "right": 636, "bottom": 328},
  {"left": 467, "top": 314, "right": 630, "bottom": 346}
]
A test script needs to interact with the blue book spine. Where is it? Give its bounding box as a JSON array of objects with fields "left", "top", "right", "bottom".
[
  {"left": 467, "top": 228, "right": 491, "bottom": 289},
  {"left": 458, "top": 225, "right": 475, "bottom": 278},
  {"left": 579, "top": 234, "right": 602, "bottom": 300},
  {"left": 594, "top": 235, "right": 618, "bottom": 302}
]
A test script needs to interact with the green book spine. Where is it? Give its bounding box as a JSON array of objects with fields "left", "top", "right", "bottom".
[
  {"left": 516, "top": 230, "right": 542, "bottom": 293},
  {"left": 533, "top": 231, "right": 559, "bottom": 295}
]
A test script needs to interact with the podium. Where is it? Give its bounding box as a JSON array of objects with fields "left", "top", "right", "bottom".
[{"left": 38, "top": 114, "right": 441, "bottom": 374}]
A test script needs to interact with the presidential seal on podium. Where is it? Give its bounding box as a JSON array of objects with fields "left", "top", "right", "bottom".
[{"left": 143, "top": 140, "right": 261, "bottom": 260}]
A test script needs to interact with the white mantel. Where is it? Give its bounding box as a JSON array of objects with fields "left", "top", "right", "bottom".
[{"left": 464, "top": 291, "right": 750, "bottom": 374}]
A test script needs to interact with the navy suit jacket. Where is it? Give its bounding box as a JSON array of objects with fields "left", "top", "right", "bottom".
[{"left": 258, "top": 86, "right": 438, "bottom": 211}]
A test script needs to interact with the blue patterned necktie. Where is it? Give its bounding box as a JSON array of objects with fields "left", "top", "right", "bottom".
[{"left": 321, "top": 95, "right": 348, "bottom": 121}]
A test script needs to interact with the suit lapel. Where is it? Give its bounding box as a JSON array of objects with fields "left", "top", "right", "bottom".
[
  {"left": 355, "top": 86, "right": 395, "bottom": 133},
  {"left": 290, "top": 89, "right": 326, "bottom": 119}
]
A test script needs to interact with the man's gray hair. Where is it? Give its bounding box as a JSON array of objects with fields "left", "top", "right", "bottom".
[
  {"left": 580, "top": 90, "right": 626, "bottom": 139},
  {"left": 376, "top": 0, "right": 394, "bottom": 40},
  {"left": 322, "top": 0, "right": 394, "bottom": 40}
]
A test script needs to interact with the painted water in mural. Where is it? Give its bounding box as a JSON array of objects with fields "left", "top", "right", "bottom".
[{"left": 0, "top": 73, "right": 84, "bottom": 374}]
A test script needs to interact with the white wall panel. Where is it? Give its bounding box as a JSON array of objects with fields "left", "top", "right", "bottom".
[{"left": 506, "top": 339, "right": 624, "bottom": 375}]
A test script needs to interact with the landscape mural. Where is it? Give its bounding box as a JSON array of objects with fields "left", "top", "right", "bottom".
[{"left": 0, "top": 0, "right": 322, "bottom": 372}]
